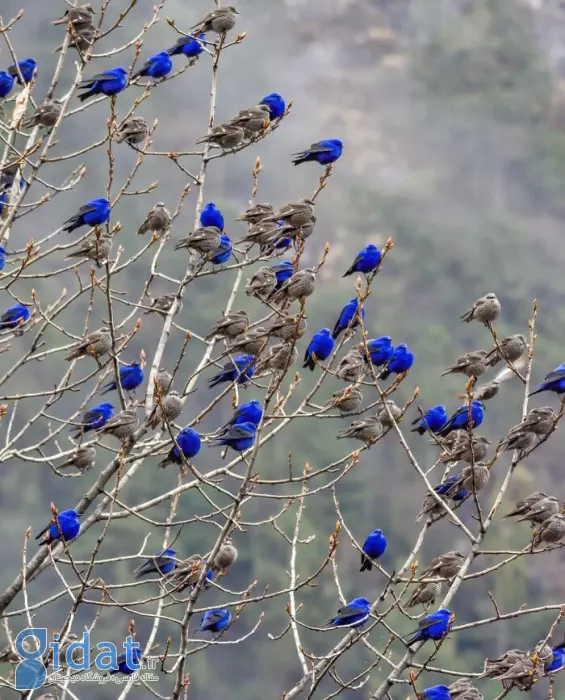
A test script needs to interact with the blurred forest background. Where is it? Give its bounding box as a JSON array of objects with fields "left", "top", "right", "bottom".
[{"left": 2, "top": 0, "right": 565, "bottom": 698}]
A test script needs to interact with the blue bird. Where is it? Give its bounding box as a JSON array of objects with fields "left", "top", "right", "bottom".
[
  {"left": 267, "top": 235, "right": 293, "bottom": 253},
  {"left": 199, "top": 608, "right": 231, "bottom": 633},
  {"left": 209, "top": 234, "right": 232, "bottom": 264},
  {"left": 78, "top": 67, "right": 128, "bottom": 102},
  {"left": 405, "top": 608, "right": 453, "bottom": 647},
  {"left": 158, "top": 426, "right": 202, "bottom": 468},
  {"left": 133, "top": 548, "right": 177, "bottom": 579},
  {"left": 208, "top": 355, "right": 255, "bottom": 388},
  {"left": 343, "top": 244, "right": 382, "bottom": 277},
  {"left": 411, "top": 405, "right": 449, "bottom": 436},
  {"left": 209, "top": 421, "right": 256, "bottom": 452},
  {"left": 438, "top": 400, "right": 485, "bottom": 437},
  {"left": 0, "top": 303, "right": 30, "bottom": 330},
  {"left": 260, "top": 93, "right": 286, "bottom": 120},
  {"left": 304, "top": 328, "right": 334, "bottom": 371},
  {"left": 0, "top": 71, "right": 14, "bottom": 98},
  {"left": 0, "top": 246, "right": 6, "bottom": 272},
  {"left": 546, "top": 646, "right": 565, "bottom": 674},
  {"left": 360, "top": 529, "right": 387, "bottom": 572},
  {"left": 529, "top": 363, "right": 565, "bottom": 397},
  {"left": 362, "top": 336, "right": 394, "bottom": 367},
  {"left": 434, "top": 474, "right": 469, "bottom": 502},
  {"left": 217, "top": 400, "right": 263, "bottom": 434},
  {"left": 420, "top": 685, "right": 451, "bottom": 700},
  {"left": 380, "top": 343, "right": 414, "bottom": 380},
  {"left": 332, "top": 299, "right": 365, "bottom": 340},
  {"left": 132, "top": 51, "right": 173, "bottom": 80},
  {"left": 200, "top": 202, "right": 224, "bottom": 230},
  {"left": 167, "top": 33, "right": 206, "bottom": 58},
  {"left": 109, "top": 647, "right": 142, "bottom": 675},
  {"left": 292, "top": 139, "right": 343, "bottom": 166},
  {"left": 71, "top": 402, "right": 114, "bottom": 438},
  {"left": 7, "top": 58, "right": 37, "bottom": 84},
  {"left": 35, "top": 509, "right": 80, "bottom": 545},
  {"left": 327, "top": 597, "right": 371, "bottom": 628},
  {"left": 101, "top": 362, "right": 144, "bottom": 395},
  {"left": 62, "top": 197, "right": 111, "bottom": 232},
  {"left": 272, "top": 261, "right": 294, "bottom": 289}
]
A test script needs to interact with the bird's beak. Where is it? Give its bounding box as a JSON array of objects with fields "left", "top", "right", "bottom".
[
  {"left": 262, "top": 119, "right": 270, "bottom": 129},
  {"left": 449, "top": 613, "right": 456, "bottom": 623}
]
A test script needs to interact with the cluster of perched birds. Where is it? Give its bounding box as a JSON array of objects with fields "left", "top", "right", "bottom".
[{"left": 2, "top": 1, "right": 565, "bottom": 690}]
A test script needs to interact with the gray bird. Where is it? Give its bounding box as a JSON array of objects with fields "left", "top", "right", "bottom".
[
  {"left": 494, "top": 655, "right": 538, "bottom": 691},
  {"left": 245, "top": 266, "right": 277, "bottom": 298},
  {"left": 499, "top": 428, "right": 536, "bottom": 453},
  {"left": 238, "top": 221, "right": 280, "bottom": 246},
  {"left": 226, "top": 327, "right": 269, "bottom": 356},
  {"left": 434, "top": 430, "right": 466, "bottom": 450},
  {"left": 175, "top": 226, "right": 222, "bottom": 254},
  {"left": 66, "top": 327, "right": 111, "bottom": 362},
  {"left": 229, "top": 104, "right": 271, "bottom": 137},
  {"left": 138, "top": 202, "right": 171, "bottom": 236},
  {"left": 447, "top": 679, "right": 475, "bottom": 699},
  {"left": 454, "top": 462, "right": 490, "bottom": 493},
  {"left": 61, "top": 22, "right": 97, "bottom": 53},
  {"left": 144, "top": 293, "right": 182, "bottom": 316},
  {"left": 416, "top": 491, "right": 448, "bottom": 523},
  {"left": 206, "top": 310, "right": 249, "bottom": 340},
  {"left": 271, "top": 199, "right": 315, "bottom": 229},
  {"left": 191, "top": 6, "right": 239, "bottom": 34},
  {"left": 481, "top": 648, "right": 526, "bottom": 679},
  {"left": 196, "top": 124, "right": 244, "bottom": 150},
  {"left": 407, "top": 580, "right": 442, "bottom": 608},
  {"left": 266, "top": 314, "right": 306, "bottom": 341},
  {"left": 53, "top": 3, "right": 96, "bottom": 25},
  {"left": 147, "top": 390, "right": 184, "bottom": 429},
  {"left": 278, "top": 217, "right": 317, "bottom": 241},
  {"left": 420, "top": 550, "right": 465, "bottom": 580},
  {"left": 439, "top": 434, "right": 490, "bottom": 464},
  {"left": 209, "top": 539, "right": 238, "bottom": 572},
  {"left": 324, "top": 386, "right": 363, "bottom": 415},
  {"left": 485, "top": 334, "right": 527, "bottom": 367},
  {"left": 236, "top": 202, "right": 274, "bottom": 224},
  {"left": 59, "top": 446, "right": 96, "bottom": 472},
  {"left": 165, "top": 554, "right": 206, "bottom": 592},
  {"left": 533, "top": 513, "right": 565, "bottom": 547},
  {"left": 503, "top": 491, "right": 548, "bottom": 519},
  {"left": 460, "top": 293, "right": 501, "bottom": 325},
  {"left": 154, "top": 369, "right": 173, "bottom": 396},
  {"left": 456, "top": 690, "right": 483, "bottom": 700},
  {"left": 98, "top": 409, "right": 139, "bottom": 442},
  {"left": 22, "top": 99, "right": 63, "bottom": 129},
  {"left": 336, "top": 416, "right": 382, "bottom": 445},
  {"left": 520, "top": 406, "right": 557, "bottom": 437},
  {"left": 256, "top": 342, "right": 297, "bottom": 373},
  {"left": 516, "top": 496, "right": 560, "bottom": 525},
  {"left": 441, "top": 350, "right": 488, "bottom": 378},
  {"left": 116, "top": 117, "right": 148, "bottom": 145},
  {"left": 377, "top": 400, "right": 402, "bottom": 428},
  {"left": 532, "top": 640, "right": 553, "bottom": 665},
  {"left": 271, "top": 268, "right": 316, "bottom": 305},
  {"left": 467, "top": 378, "right": 500, "bottom": 402},
  {"left": 336, "top": 349, "right": 365, "bottom": 382},
  {"left": 66, "top": 232, "right": 112, "bottom": 267}
]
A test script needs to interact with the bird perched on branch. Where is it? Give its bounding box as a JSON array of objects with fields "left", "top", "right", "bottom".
[
  {"left": 343, "top": 244, "right": 381, "bottom": 277},
  {"left": 237, "top": 202, "right": 274, "bottom": 225},
  {"left": 144, "top": 293, "right": 182, "bottom": 316},
  {"left": 66, "top": 327, "right": 111, "bottom": 362},
  {"left": 208, "top": 355, "right": 255, "bottom": 388},
  {"left": 380, "top": 343, "right": 414, "bottom": 380},
  {"left": 0, "top": 303, "right": 30, "bottom": 331},
  {"left": 116, "top": 117, "right": 148, "bottom": 146},
  {"left": 66, "top": 232, "right": 112, "bottom": 266},
  {"left": 174, "top": 226, "right": 222, "bottom": 254},
  {"left": 360, "top": 529, "right": 387, "bottom": 572},
  {"left": 485, "top": 334, "right": 527, "bottom": 366},
  {"left": 229, "top": 104, "right": 270, "bottom": 138},
  {"left": 304, "top": 328, "right": 334, "bottom": 371},
  {"left": 337, "top": 416, "right": 382, "bottom": 445},
  {"left": 196, "top": 124, "right": 244, "bottom": 150},
  {"left": 208, "top": 422, "right": 256, "bottom": 452},
  {"left": 131, "top": 52, "right": 172, "bottom": 81},
  {"left": 98, "top": 409, "right": 139, "bottom": 442},
  {"left": 205, "top": 310, "right": 249, "bottom": 340},
  {"left": 260, "top": 93, "right": 286, "bottom": 120},
  {"left": 529, "top": 363, "right": 565, "bottom": 397},
  {"left": 138, "top": 203, "right": 171, "bottom": 236},
  {"left": 441, "top": 350, "right": 488, "bottom": 379},
  {"left": 324, "top": 386, "right": 363, "bottom": 415},
  {"left": 209, "top": 539, "right": 238, "bottom": 573},
  {"left": 53, "top": 4, "right": 96, "bottom": 26},
  {"left": 62, "top": 197, "right": 111, "bottom": 232},
  {"left": 133, "top": 548, "right": 177, "bottom": 579},
  {"left": 405, "top": 608, "right": 453, "bottom": 647},
  {"left": 101, "top": 362, "right": 144, "bottom": 397},
  {"left": 460, "top": 292, "right": 500, "bottom": 325},
  {"left": 70, "top": 403, "right": 114, "bottom": 438},
  {"left": 7, "top": 58, "right": 37, "bottom": 85},
  {"left": 36, "top": 509, "right": 80, "bottom": 546},
  {"left": 167, "top": 33, "right": 206, "bottom": 59},
  {"left": 411, "top": 405, "right": 448, "bottom": 436},
  {"left": 503, "top": 493, "right": 558, "bottom": 525},
  {"left": 292, "top": 139, "right": 343, "bottom": 166},
  {"left": 199, "top": 609, "right": 231, "bottom": 634},
  {"left": 22, "top": 99, "right": 63, "bottom": 129},
  {"left": 158, "top": 427, "right": 201, "bottom": 468},
  {"left": 271, "top": 268, "right": 316, "bottom": 306},
  {"left": 267, "top": 313, "right": 306, "bottom": 341},
  {"left": 438, "top": 400, "right": 485, "bottom": 436},
  {"left": 327, "top": 598, "right": 370, "bottom": 628},
  {"left": 0, "top": 71, "right": 14, "bottom": 99},
  {"left": 59, "top": 446, "right": 96, "bottom": 472},
  {"left": 191, "top": 6, "right": 239, "bottom": 34},
  {"left": 77, "top": 67, "right": 128, "bottom": 102},
  {"left": 147, "top": 391, "right": 184, "bottom": 429},
  {"left": 332, "top": 299, "right": 365, "bottom": 340}
]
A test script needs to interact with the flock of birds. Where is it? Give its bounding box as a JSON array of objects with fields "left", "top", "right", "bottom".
[{"left": 1, "top": 2, "right": 565, "bottom": 694}]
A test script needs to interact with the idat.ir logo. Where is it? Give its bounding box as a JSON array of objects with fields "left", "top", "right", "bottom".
[{"left": 14, "top": 628, "right": 145, "bottom": 690}]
